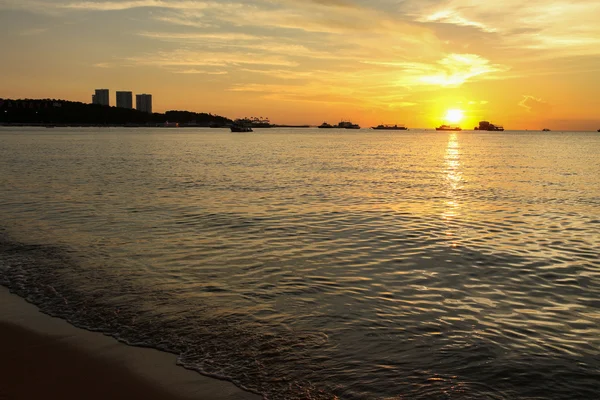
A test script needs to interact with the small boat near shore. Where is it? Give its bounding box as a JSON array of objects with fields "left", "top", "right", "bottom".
[
  {"left": 230, "top": 119, "right": 253, "bottom": 132},
  {"left": 230, "top": 125, "right": 253, "bottom": 132},
  {"left": 436, "top": 125, "right": 461, "bottom": 131},
  {"left": 371, "top": 124, "right": 408, "bottom": 130}
]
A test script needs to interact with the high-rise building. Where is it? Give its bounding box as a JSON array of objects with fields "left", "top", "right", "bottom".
[
  {"left": 93, "top": 89, "right": 109, "bottom": 106},
  {"left": 136, "top": 94, "right": 152, "bottom": 114},
  {"left": 116, "top": 91, "right": 133, "bottom": 109}
]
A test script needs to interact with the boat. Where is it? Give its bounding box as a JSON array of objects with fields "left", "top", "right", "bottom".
[
  {"left": 230, "top": 119, "right": 253, "bottom": 132},
  {"left": 474, "top": 121, "right": 504, "bottom": 131},
  {"left": 436, "top": 125, "right": 461, "bottom": 131},
  {"left": 542, "top": 128, "right": 551, "bottom": 132},
  {"left": 318, "top": 122, "right": 334, "bottom": 128},
  {"left": 337, "top": 121, "right": 360, "bottom": 129},
  {"left": 230, "top": 125, "right": 253, "bottom": 132},
  {"left": 371, "top": 124, "right": 408, "bottom": 130}
]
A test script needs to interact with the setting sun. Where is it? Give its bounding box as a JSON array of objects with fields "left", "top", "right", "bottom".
[{"left": 445, "top": 109, "right": 464, "bottom": 124}]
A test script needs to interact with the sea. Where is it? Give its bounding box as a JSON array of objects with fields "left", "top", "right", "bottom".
[{"left": 0, "top": 127, "right": 599, "bottom": 400}]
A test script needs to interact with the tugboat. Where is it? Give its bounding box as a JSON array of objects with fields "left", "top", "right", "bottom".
[
  {"left": 474, "top": 121, "right": 504, "bottom": 131},
  {"left": 371, "top": 124, "right": 408, "bottom": 130},
  {"left": 337, "top": 121, "right": 360, "bottom": 129},
  {"left": 436, "top": 125, "right": 461, "bottom": 131},
  {"left": 318, "top": 122, "right": 334, "bottom": 128}
]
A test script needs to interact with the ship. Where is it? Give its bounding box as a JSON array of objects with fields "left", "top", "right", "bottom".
[
  {"left": 474, "top": 121, "right": 504, "bottom": 131},
  {"left": 318, "top": 122, "right": 334, "bottom": 128},
  {"left": 337, "top": 121, "right": 360, "bottom": 129},
  {"left": 371, "top": 124, "right": 408, "bottom": 130},
  {"left": 436, "top": 125, "right": 461, "bottom": 131},
  {"left": 542, "top": 128, "right": 551, "bottom": 132}
]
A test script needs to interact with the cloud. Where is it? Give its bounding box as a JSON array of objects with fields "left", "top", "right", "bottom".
[
  {"left": 519, "top": 95, "right": 551, "bottom": 113},
  {"left": 19, "top": 28, "right": 48, "bottom": 35},
  {"left": 363, "top": 53, "right": 507, "bottom": 87},
  {"left": 411, "top": 0, "right": 600, "bottom": 56},
  {"left": 125, "top": 49, "right": 299, "bottom": 68},
  {"left": 420, "top": 9, "right": 496, "bottom": 32},
  {"left": 173, "top": 69, "right": 228, "bottom": 74},
  {"left": 61, "top": 0, "right": 215, "bottom": 11},
  {"left": 137, "top": 31, "right": 263, "bottom": 42}
]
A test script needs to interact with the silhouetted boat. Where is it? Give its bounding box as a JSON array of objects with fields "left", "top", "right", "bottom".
[
  {"left": 318, "top": 122, "right": 334, "bottom": 128},
  {"left": 542, "top": 128, "right": 551, "bottom": 132},
  {"left": 230, "top": 119, "right": 253, "bottom": 132},
  {"left": 474, "top": 121, "right": 504, "bottom": 131},
  {"left": 337, "top": 121, "right": 360, "bottom": 129},
  {"left": 436, "top": 125, "right": 461, "bottom": 131},
  {"left": 371, "top": 124, "right": 408, "bottom": 130},
  {"left": 230, "top": 125, "right": 252, "bottom": 132}
]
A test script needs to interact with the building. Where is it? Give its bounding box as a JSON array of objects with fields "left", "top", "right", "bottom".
[
  {"left": 93, "top": 89, "right": 109, "bottom": 106},
  {"left": 116, "top": 91, "right": 133, "bottom": 109},
  {"left": 136, "top": 94, "right": 152, "bottom": 114}
]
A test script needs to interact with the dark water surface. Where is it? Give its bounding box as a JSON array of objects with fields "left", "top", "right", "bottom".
[{"left": 1, "top": 127, "right": 599, "bottom": 399}]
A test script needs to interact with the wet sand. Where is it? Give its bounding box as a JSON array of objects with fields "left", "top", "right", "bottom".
[{"left": 0, "top": 286, "right": 261, "bottom": 400}]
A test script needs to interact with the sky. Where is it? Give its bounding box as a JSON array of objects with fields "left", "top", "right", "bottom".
[{"left": 1, "top": 0, "right": 599, "bottom": 129}]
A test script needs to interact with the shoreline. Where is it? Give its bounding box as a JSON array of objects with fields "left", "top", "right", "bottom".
[{"left": 0, "top": 285, "right": 261, "bottom": 400}]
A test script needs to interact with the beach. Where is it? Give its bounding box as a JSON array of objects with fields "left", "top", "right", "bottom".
[{"left": 0, "top": 286, "right": 260, "bottom": 400}]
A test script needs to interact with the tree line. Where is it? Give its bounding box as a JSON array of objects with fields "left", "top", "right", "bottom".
[{"left": 0, "top": 99, "right": 232, "bottom": 126}]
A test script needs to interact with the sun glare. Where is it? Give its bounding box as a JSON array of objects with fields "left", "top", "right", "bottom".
[{"left": 445, "top": 109, "right": 464, "bottom": 124}]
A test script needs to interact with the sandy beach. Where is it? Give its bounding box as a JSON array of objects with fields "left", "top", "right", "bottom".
[{"left": 0, "top": 286, "right": 261, "bottom": 400}]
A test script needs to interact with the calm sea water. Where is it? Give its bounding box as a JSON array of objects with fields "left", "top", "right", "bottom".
[{"left": 1, "top": 127, "right": 599, "bottom": 399}]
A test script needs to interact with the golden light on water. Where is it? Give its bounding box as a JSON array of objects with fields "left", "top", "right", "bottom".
[{"left": 443, "top": 133, "right": 462, "bottom": 248}]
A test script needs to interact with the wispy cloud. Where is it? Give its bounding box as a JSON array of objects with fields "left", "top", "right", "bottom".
[
  {"left": 61, "top": 1, "right": 216, "bottom": 11},
  {"left": 174, "top": 69, "right": 228, "bottom": 74},
  {"left": 93, "top": 62, "right": 114, "bottom": 68},
  {"left": 363, "top": 53, "right": 507, "bottom": 87},
  {"left": 420, "top": 9, "right": 496, "bottom": 32},
  {"left": 411, "top": 0, "right": 600, "bottom": 56},
  {"left": 519, "top": 95, "right": 551, "bottom": 113},
  {"left": 126, "top": 49, "right": 299, "bottom": 68},
  {"left": 19, "top": 27, "right": 48, "bottom": 35}
]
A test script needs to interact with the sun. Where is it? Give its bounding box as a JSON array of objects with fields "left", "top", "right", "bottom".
[{"left": 444, "top": 109, "right": 464, "bottom": 124}]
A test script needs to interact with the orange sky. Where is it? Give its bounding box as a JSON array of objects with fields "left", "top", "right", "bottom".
[{"left": 1, "top": 0, "right": 599, "bottom": 130}]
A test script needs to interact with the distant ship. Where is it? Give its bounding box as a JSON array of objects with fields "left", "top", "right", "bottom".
[
  {"left": 474, "top": 121, "right": 504, "bottom": 131},
  {"left": 337, "top": 121, "right": 360, "bottom": 129},
  {"left": 436, "top": 125, "right": 461, "bottom": 131},
  {"left": 371, "top": 124, "right": 408, "bottom": 130},
  {"left": 542, "top": 128, "right": 551, "bottom": 132},
  {"left": 318, "top": 122, "right": 334, "bottom": 128}
]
